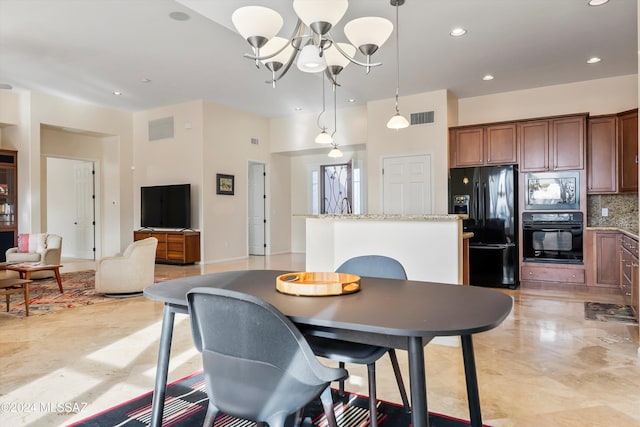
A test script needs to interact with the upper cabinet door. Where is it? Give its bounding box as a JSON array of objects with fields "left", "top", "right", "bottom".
[
  {"left": 449, "top": 127, "right": 484, "bottom": 167},
  {"left": 587, "top": 115, "right": 617, "bottom": 194},
  {"left": 485, "top": 124, "right": 517, "bottom": 165},
  {"left": 552, "top": 115, "right": 585, "bottom": 170},
  {"left": 518, "top": 120, "right": 549, "bottom": 172},
  {"left": 618, "top": 109, "right": 638, "bottom": 193}
]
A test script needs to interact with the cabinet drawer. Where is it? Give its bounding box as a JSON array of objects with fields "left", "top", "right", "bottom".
[
  {"left": 168, "top": 242, "right": 184, "bottom": 252},
  {"left": 522, "top": 265, "right": 585, "bottom": 284},
  {"left": 621, "top": 235, "right": 639, "bottom": 257},
  {"left": 167, "top": 251, "right": 186, "bottom": 261},
  {"left": 167, "top": 234, "right": 184, "bottom": 243}
]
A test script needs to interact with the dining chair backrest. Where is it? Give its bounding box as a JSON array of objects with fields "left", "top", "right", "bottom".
[
  {"left": 336, "top": 255, "right": 407, "bottom": 280},
  {"left": 187, "top": 287, "right": 346, "bottom": 427}
]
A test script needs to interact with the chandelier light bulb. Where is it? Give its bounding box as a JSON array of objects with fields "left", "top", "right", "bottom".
[{"left": 297, "top": 44, "right": 327, "bottom": 73}]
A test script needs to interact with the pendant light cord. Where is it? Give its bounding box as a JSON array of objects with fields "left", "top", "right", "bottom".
[
  {"left": 394, "top": 1, "right": 401, "bottom": 113},
  {"left": 317, "top": 75, "right": 326, "bottom": 130}
]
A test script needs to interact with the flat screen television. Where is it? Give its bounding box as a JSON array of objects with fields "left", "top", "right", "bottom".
[{"left": 141, "top": 184, "right": 191, "bottom": 229}]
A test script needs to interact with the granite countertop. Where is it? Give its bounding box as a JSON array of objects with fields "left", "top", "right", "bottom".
[
  {"left": 586, "top": 226, "right": 639, "bottom": 240},
  {"left": 298, "top": 214, "right": 466, "bottom": 221}
]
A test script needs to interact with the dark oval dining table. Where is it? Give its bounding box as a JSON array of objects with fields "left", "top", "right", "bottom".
[{"left": 144, "top": 269, "right": 513, "bottom": 427}]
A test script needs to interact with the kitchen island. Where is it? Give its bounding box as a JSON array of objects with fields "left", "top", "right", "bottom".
[{"left": 306, "top": 214, "right": 469, "bottom": 284}]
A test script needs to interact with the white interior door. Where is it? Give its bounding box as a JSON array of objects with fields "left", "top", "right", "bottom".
[
  {"left": 74, "top": 162, "right": 95, "bottom": 259},
  {"left": 383, "top": 155, "right": 433, "bottom": 215},
  {"left": 46, "top": 158, "right": 95, "bottom": 259},
  {"left": 248, "top": 162, "right": 266, "bottom": 255}
]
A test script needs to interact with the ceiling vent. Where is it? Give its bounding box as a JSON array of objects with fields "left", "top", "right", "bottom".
[
  {"left": 148, "top": 116, "right": 174, "bottom": 141},
  {"left": 410, "top": 110, "right": 435, "bottom": 126}
]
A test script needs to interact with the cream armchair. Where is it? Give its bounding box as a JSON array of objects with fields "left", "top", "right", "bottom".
[
  {"left": 94, "top": 237, "right": 158, "bottom": 296},
  {"left": 5, "top": 234, "right": 63, "bottom": 279}
]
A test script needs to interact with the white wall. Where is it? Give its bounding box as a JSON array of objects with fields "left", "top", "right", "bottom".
[
  {"left": 366, "top": 89, "right": 451, "bottom": 215},
  {"left": 0, "top": 91, "right": 132, "bottom": 257},
  {"left": 458, "top": 74, "right": 638, "bottom": 125}
]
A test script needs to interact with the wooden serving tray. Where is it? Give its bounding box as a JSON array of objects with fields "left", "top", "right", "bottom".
[{"left": 276, "top": 272, "right": 361, "bottom": 296}]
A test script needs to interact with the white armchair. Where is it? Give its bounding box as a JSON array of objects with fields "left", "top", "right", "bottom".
[
  {"left": 94, "top": 237, "right": 158, "bottom": 296},
  {"left": 5, "top": 234, "right": 63, "bottom": 279}
]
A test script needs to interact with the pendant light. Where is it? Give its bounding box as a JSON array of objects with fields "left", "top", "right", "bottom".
[
  {"left": 387, "top": 0, "right": 409, "bottom": 130},
  {"left": 328, "top": 80, "right": 343, "bottom": 158},
  {"left": 315, "top": 75, "right": 333, "bottom": 144}
]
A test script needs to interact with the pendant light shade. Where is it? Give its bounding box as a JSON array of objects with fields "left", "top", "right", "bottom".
[
  {"left": 344, "top": 17, "right": 393, "bottom": 55},
  {"left": 315, "top": 130, "right": 333, "bottom": 144},
  {"left": 297, "top": 44, "right": 327, "bottom": 72},
  {"left": 387, "top": 112, "right": 410, "bottom": 129},
  {"left": 260, "top": 37, "right": 294, "bottom": 68},
  {"left": 324, "top": 42, "right": 356, "bottom": 69},
  {"left": 293, "top": 0, "right": 348, "bottom": 34},
  {"left": 232, "top": 6, "right": 283, "bottom": 47},
  {"left": 328, "top": 145, "right": 343, "bottom": 158}
]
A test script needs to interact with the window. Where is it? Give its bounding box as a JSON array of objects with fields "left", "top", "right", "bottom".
[{"left": 321, "top": 163, "right": 352, "bottom": 214}]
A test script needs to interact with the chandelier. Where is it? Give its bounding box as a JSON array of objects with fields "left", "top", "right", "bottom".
[{"left": 232, "top": 0, "right": 394, "bottom": 87}]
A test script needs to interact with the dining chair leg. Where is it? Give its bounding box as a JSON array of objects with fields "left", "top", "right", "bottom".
[
  {"left": 338, "top": 361, "right": 346, "bottom": 396},
  {"left": 293, "top": 407, "right": 305, "bottom": 427},
  {"left": 202, "top": 404, "right": 218, "bottom": 427},
  {"left": 5, "top": 294, "right": 9, "bottom": 312},
  {"left": 367, "top": 363, "right": 378, "bottom": 427},
  {"left": 319, "top": 387, "right": 338, "bottom": 427},
  {"left": 388, "top": 349, "right": 410, "bottom": 412}
]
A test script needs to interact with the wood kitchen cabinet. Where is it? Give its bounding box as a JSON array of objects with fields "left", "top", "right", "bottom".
[
  {"left": 619, "top": 233, "right": 639, "bottom": 319},
  {"left": 594, "top": 230, "right": 620, "bottom": 287},
  {"left": 519, "top": 114, "right": 586, "bottom": 172},
  {"left": 587, "top": 109, "right": 638, "bottom": 194},
  {"left": 618, "top": 109, "right": 638, "bottom": 193},
  {"left": 587, "top": 115, "right": 617, "bottom": 193},
  {"left": 449, "top": 123, "right": 517, "bottom": 168}
]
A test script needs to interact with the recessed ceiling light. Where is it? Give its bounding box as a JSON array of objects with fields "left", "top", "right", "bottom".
[
  {"left": 141, "top": 78, "right": 152, "bottom": 83},
  {"left": 482, "top": 74, "right": 494, "bottom": 81},
  {"left": 450, "top": 27, "right": 467, "bottom": 37},
  {"left": 588, "top": 0, "right": 609, "bottom": 6},
  {"left": 112, "top": 91, "right": 122, "bottom": 96},
  {"left": 587, "top": 57, "right": 601, "bottom": 64},
  {"left": 294, "top": 107, "right": 302, "bottom": 111},
  {"left": 169, "top": 11, "right": 190, "bottom": 21},
  {"left": 348, "top": 99, "right": 355, "bottom": 103}
]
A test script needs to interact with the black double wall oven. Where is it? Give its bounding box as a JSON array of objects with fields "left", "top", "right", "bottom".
[{"left": 522, "top": 171, "right": 584, "bottom": 264}]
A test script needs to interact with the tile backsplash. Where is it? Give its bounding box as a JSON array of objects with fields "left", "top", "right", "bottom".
[{"left": 587, "top": 193, "right": 639, "bottom": 233}]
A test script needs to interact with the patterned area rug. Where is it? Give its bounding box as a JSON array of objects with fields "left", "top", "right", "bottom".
[
  {"left": 584, "top": 302, "right": 638, "bottom": 325},
  {"left": 69, "top": 372, "right": 488, "bottom": 427},
  {"left": 3, "top": 270, "right": 117, "bottom": 317}
]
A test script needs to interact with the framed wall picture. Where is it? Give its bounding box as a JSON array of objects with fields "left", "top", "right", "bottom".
[{"left": 216, "top": 173, "right": 235, "bottom": 195}]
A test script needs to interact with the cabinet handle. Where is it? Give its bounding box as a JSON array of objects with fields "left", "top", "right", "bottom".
[
  {"left": 529, "top": 271, "right": 533, "bottom": 275},
  {"left": 636, "top": 154, "right": 639, "bottom": 164}
]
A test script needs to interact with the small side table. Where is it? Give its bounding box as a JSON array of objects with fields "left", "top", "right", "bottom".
[{"left": 0, "top": 278, "right": 33, "bottom": 316}]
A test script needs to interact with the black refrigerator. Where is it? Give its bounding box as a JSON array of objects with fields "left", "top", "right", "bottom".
[{"left": 449, "top": 165, "right": 519, "bottom": 289}]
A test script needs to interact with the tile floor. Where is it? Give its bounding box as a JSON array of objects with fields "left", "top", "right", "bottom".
[{"left": 0, "top": 254, "right": 639, "bottom": 427}]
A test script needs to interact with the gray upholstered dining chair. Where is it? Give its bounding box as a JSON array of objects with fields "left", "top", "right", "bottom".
[
  {"left": 304, "top": 255, "right": 411, "bottom": 427},
  {"left": 187, "top": 287, "right": 347, "bottom": 427}
]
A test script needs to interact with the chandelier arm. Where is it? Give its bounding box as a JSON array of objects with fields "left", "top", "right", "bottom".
[
  {"left": 244, "top": 20, "right": 305, "bottom": 62},
  {"left": 326, "top": 33, "right": 382, "bottom": 68},
  {"left": 324, "top": 69, "right": 341, "bottom": 88},
  {"left": 264, "top": 42, "right": 300, "bottom": 85}
]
